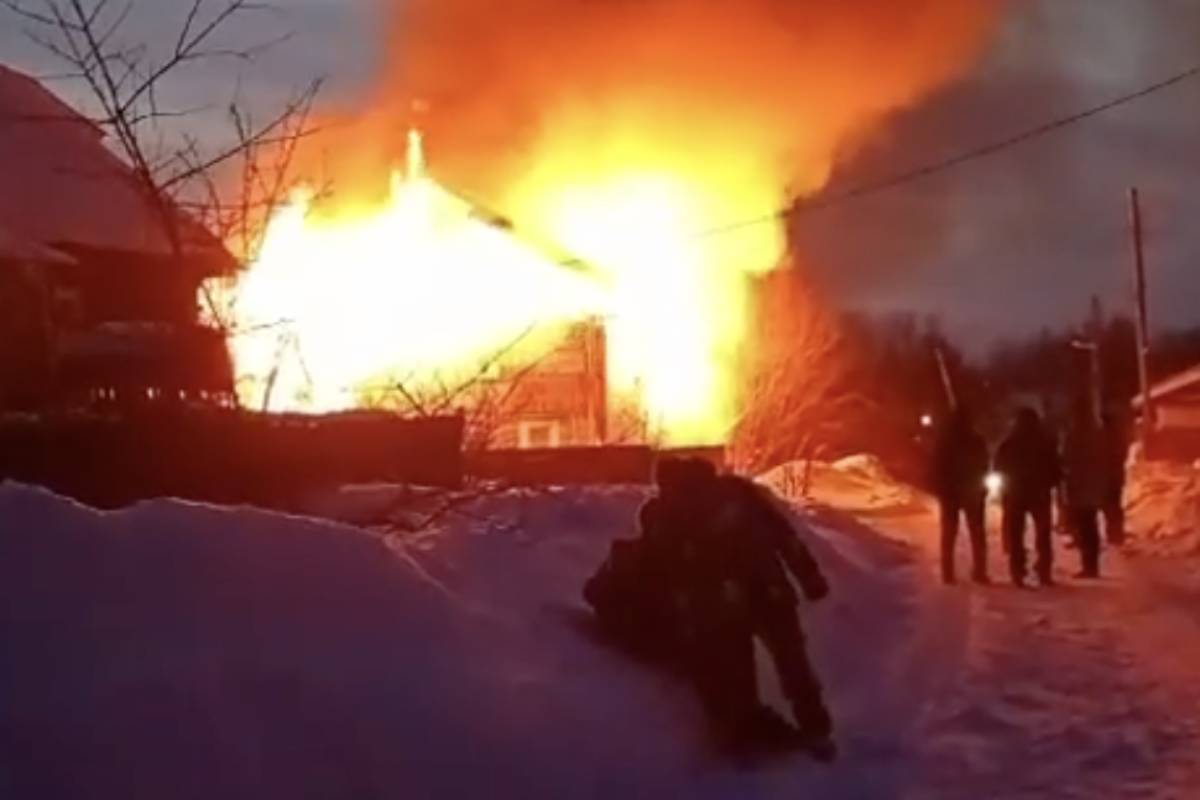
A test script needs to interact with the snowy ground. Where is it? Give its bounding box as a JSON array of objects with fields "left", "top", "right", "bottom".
[
  {"left": 1125, "top": 460, "right": 1200, "bottom": 558},
  {"left": 2, "top": 461, "right": 1199, "bottom": 798}
]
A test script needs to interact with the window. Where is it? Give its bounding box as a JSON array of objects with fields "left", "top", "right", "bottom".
[{"left": 518, "top": 420, "right": 560, "bottom": 449}]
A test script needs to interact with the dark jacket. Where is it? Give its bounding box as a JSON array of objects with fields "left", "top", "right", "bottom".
[
  {"left": 583, "top": 518, "right": 682, "bottom": 661},
  {"left": 930, "top": 420, "right": 990, "bottom": 502},
  {"left": 1063, "top": 421, "right": 1108, "bottom": 509},
  {"left": 1100, "top": 415, "right": 1130, "bottom": 493},
  {"left": 995, "top": 418, "right": 1061, "bottom": 503},
  {"left": 707, "top": 476, "right": 830, "bottom": 619}
]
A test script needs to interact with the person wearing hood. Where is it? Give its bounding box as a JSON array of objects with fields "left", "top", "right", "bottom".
[
  {"left": 929, "top": 405, "right": 991, "bottom": 585},
  {"left": 994, "top": 407, "right": 1062, "bottom": 587}
]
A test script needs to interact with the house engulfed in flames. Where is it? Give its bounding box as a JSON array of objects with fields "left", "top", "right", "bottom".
[
  {"left": 482, "top": 319, "right": 609, "bottom": 449},
  {"left": 212, "top": 129, "right": 650, "bottom": 450}
]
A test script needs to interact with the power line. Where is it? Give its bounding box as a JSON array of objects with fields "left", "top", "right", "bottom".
[{"left": 699, "top": 62, "right": 1200, "bottom": 239}]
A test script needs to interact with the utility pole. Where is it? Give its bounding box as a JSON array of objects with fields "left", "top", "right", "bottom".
[
  {"left": 1129, "top": 188, "right": 1154, "bottom": 446},
  {"left": 934, "top": 346, "right": 958, "bottom": 411},
  {"left": 1069, "top": 338, "right": 1102, "bottom": 427},
  {"left": 1087, "top": 295, "right": 1105, "bottom": 425}
]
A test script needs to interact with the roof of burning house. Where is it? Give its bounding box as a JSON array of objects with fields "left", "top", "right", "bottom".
[{"left": 0, "top": 64, "right": 234, "bottom": 275}]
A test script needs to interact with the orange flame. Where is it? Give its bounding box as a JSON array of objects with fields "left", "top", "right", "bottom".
[
  {"left": 212, "top": 131, "right": 605, "bottom": 414},
  {"left": 212, "top": 1, "right": 1005, "bottom": 445},
  {"left": 213, "top": 129, "right": 777, "bottom": 444}
]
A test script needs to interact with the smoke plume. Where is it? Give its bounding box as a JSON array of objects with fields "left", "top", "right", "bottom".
[
  {"left": 270, "top": 0, "right": 1010, "bottom": 443},
  {"left": 346, "top": 0, "right": 1007, "bottom": 219}
]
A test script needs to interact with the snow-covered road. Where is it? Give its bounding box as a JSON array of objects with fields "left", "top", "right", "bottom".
[
  {"left": 854, "top": 500, "right": 1200, "bottom": 799},
  {"left": 1, "top": 478, "right": 1198, "bottom": 798}
]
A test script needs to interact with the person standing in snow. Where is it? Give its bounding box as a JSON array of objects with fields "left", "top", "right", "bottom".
[
  {"left": 995, "top": 407, "right": 1062, "bottom": 587},
  {"left": 929, "top": 406, "right": 991, "bottom": 585},
  {"left": 1099, "top": 409, "right": 1130, "bottom": 545},
  {"left": 1062, "top": 400, "right": 1108, "bottom": 578},
  {"left": 703, "top": 472, "right": 835, "bottom": 755},
  {"left": 587, "top": 459, "right": 834, "bottom": 759},
  {"left": 648, "top": 459, "right": 765, "bottom": 748},
  {"left": 596, "top": 457, "right": 765, "bottom": 740}
]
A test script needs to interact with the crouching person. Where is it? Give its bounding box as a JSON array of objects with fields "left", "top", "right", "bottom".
[{"left": 583, "top": 457, "right": 693, "bottom": 664}]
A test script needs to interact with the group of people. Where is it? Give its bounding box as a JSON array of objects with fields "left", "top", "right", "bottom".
[
  {"left": 578, "top": 403, "right": 1127, "bottom": 761},
  {"left": 583, "top": 457, "right": 836, "bottom": 761},
  {"left": 932, "top": 401, "right": 1129, "bottom": 587}
]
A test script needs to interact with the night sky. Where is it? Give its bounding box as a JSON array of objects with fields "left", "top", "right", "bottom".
[{"left": 3, "top": 0, "right": 1196, "bottom": 350}]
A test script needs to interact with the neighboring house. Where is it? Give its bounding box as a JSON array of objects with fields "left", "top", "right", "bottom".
[
  {"left": 1134, "top": 363, "right": 1200, "bottom": 462},
  {"left": 0, "top": 225, "right": 66, "bottom": 407},
  {"left": 0, "top": 64, "right": 236, "bottom": 411}
]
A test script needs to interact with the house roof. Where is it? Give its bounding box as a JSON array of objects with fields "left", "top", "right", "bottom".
[
  {"left": 0, "top": 64, "right": 235, "bottom": 275},
  {"left": 1133, "top": 363, "right": 1200, "bottom": 408},
  {"left": 0, "top": 223, "right": 76, "bottom": 265}
]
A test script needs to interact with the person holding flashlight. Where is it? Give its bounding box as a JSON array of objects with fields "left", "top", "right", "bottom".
[{"left": 995, "top": 407, "right": 1062, "bottom": 587}]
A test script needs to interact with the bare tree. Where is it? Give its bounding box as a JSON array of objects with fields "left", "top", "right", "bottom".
[
  {"left": 358, "top": 325, "right": 555, "bottom": 454},
  {"left": 731, "top": 268, "right": 870, "bottom": 474},
  {"left": 3, "top": 0, "right": 323, "bottom": 326}
]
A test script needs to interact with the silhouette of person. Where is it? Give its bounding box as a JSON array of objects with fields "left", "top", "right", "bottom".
[
  {"left": 930, "top": 405, "right": 990, "bottom": 584},
  {"left": 995, "top": 407, "right": 1061, "bottom": 586}
]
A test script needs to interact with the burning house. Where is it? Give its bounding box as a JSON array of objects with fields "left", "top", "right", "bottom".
[
  {"left": 0, "top": 64, "right": 236, "bottom": 412},
  {"left": 218, "top": 0, "right": 1005, "bottom": 453},
  {"left": 215, "top": 128, "right": 622, "bottom": 449},
  {"left": 485, "top": 319, "right": 608, "bottom": 449}
]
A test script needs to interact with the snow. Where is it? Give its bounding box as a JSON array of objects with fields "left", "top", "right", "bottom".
[
  {"left": 3, "top": 462, "right": 1200, "bottom": 798},
  {"left": 1125, "top": 460, "right": 1200, "bottom": 557},
  {"left": 0, "top": 480, "right": 929, "bottom": 797},
  {"left": 760, "top": 455, "right": 926, "bottom": 514}
]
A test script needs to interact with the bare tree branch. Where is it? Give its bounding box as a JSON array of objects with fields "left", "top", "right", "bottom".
[
  {"left": 158, "top": 80, "right": 322, "bottom": 193},
  {"left": 3, "top": 0, "right": 325, "bottom": 395}
]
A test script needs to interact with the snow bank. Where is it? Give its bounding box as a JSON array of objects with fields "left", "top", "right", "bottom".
[
  {"left": 0, "top": 480, "right": 924, "bottom": 798},
  {"left": 760, "top": 455, "right": 926, "bottom": 515},
  {"left": 1125, "top": 461, "right": 1200, "bottom": 557}
]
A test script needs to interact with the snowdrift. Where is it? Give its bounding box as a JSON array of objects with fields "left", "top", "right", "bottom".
[
  {"left": 1125, "top": 461, "right": 1200, "bottom": 556},
  {"left": 760, "top": 454, "right": 926, "bottom": 515},
  {"left": 0, "top": 480, "right": 924, "bottom": 798}
]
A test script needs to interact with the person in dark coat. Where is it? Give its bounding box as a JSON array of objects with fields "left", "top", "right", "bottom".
[
  {"left": 930, "top": 406, "right": 991, "bottom": 584},
  {"left": 589, "top": 458, "right": 765, "bottom": 744},
  {"left": 994, "top": 407, "right": 1061, "bottom": 586},
  {"left": 1063, "top": 401, "right": 1107, "bottom": 578},
  {"left": 587, "top": 459, "right": 834, "bottom": 758},
  {"left": 706, "top": 473, "right": 834, "bottom": 750},
  {"left": 660, "top": 460, "right": 765, "bottom": 748},
  {"left": 1100, "top": 409, "right": 1130, "bottom": 545},
  {"left": 583, "top": 458, "right": 687, "bottom": 662}
]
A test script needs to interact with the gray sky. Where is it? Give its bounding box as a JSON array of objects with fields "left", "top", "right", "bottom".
[
  {"left": 791, "top": 0, "right": 1200, "bottom": 347},
  {"left": 0, "top": 1, "right": 380, "bottom": 140},
  {"left": 2, "top": 0, "right": 1197, "bottom": 349}
]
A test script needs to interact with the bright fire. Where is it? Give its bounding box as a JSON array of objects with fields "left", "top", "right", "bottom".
[
  {"left": 212, "top": 131, "right": 603, "bottom": 414},
  {"left": 213, "top": 129, "right": 782, "bottom": 445}
]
